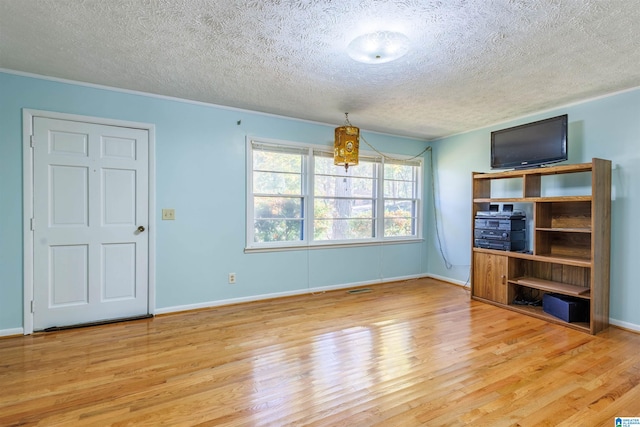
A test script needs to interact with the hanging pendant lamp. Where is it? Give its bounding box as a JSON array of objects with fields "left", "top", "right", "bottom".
[{"left": 334, "top": 113, "right": 359, "bottom": 171}]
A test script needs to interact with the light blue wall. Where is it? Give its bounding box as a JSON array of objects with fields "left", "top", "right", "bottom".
[
  {"left": 0, "top": 72, "right": 430, "bottom": 331},
  {"left": 427, "top": 88, "right": 640, "bottom": 329},
  {"left": 4, "top": 70, "right": 638, "bottom": 332}
]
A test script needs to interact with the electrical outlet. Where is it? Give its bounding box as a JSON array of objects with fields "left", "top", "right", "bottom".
[
  {"left": 162, "top": 209, "right": 175, "bottom": 220},
  {"left": 228, "top": 273, "right": 236, "bottom": 284}
]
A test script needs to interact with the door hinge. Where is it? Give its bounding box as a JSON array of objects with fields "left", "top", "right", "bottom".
[
  {"left": 30, "top": 218, "right": 35, "bottom": 231},
  {"left": 30, "top": 300, "right": 34, "bottom": 313},
  {"left": 30, "top": 135, "right": 35, "bottom": 148}
]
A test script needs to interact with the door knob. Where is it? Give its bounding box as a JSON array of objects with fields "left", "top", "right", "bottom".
[{"left": 137, "top": 226, "right": 145, "bottom": 233}]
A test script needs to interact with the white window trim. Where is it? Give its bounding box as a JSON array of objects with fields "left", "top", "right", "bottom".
[
  {"left": 245, "top": 136, "right": 423, "bottom": 252},
  {"left": 382, "top": 157, "right": 423, "bottom": 240}
]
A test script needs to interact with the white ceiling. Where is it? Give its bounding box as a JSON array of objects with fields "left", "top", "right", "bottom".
[{"left": 1, "top": 0, "right": 639, "bottom": 140}]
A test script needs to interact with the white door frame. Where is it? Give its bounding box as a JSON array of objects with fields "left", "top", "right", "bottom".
[{"left": 22, "top": 109, "right": 156, "bottom": 335}]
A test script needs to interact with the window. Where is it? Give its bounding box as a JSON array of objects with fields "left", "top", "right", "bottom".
[
  {"left": 250, "top": 143, "right": 307, "bottom": 245},
  {"left": 383, "top": 160, "right": 421, "bottom": 238},
  {"left": 313, "top": 151, "right": 379, "bottom": 241},
  {"left": 247, "top": 138, "right": 422, "bottom": 249}
]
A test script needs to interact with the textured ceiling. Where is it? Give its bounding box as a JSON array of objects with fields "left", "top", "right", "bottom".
[{"left": 1, "top": 0, "right": 639, "bottom": 140}]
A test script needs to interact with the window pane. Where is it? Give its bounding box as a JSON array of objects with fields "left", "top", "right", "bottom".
[
  {"left": 384, "top": 200, "right": 415, "bottom": 216},
  {"left": 254, "top": 171, "right": 302, "bottom": 195},
  {"left": 384, "top": 180, "right": 415, "bottom": 198},
  {"left": 384, "top": 163, "right": 416, "bottom": 180},
  {"left": 313, "top": 154, "right": 378, "bottom": 241},
  {"left": 384, "top": 161, "right": 418, "bottom": 238},
  {"left": 384, "top": 217, "right": 415, "bottom": 237},
  {"left": 314, "top": 175, "right": 374, "bottom": 197},
  {"left": 314, "top": 198, "right": 374, "bottom": 219},
  {"left": 254, "top": 219, "right": 303, "bottom": 242},
  {"left": 254, "top": 150, "right": 302, "bottom": 173},
  {"left": 315, "top": 155, "right": 376, "bottom": 178},
  {"left": 254, "top": 196, "right": 302, "bottom": 219},
  {"left": 314, "top": 219, "right": 374, "bottom": 240}
]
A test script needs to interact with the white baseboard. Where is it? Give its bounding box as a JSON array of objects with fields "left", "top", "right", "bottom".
[
  {"left": 609, "top": 318, "right": 640, "bottom": 333},
  {"left": 4, "top": 282, "right": 637, "bottom": 335},
  {"left": 0, "top": 327, "right": 24, "bottom": 337},
  {"left": 155, "top": 274, "right": 429, "bottom": 315},
  {"left": 426, "top": 273, "right": 470, "bottom": 288}
]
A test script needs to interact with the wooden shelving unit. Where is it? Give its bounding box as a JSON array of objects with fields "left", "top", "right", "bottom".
[{"left": 470, "top": 158, "right": 611, "bottom": 334}]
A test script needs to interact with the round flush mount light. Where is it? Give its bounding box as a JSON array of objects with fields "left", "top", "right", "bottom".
[{"left": 347, "top": 31, "right": 410, "bottom": 64}]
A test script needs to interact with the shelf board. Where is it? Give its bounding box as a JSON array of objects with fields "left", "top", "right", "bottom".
[
  {"left": 530, "top": 253, "right": 591, "bottom": 267},
  {"left": 473, "top": 162, "right": 593, "bottom": 180},
  {"left": 472, "top": 296, "right": 592, "bottom": 333},
  {"left": 530, "top": 196, "right": 592, "bottom": 203},
  {"left": 506, "top": 304, "right": 591, "bottom": 333},
  {"left": 536, "top": 227, "right": 591, "bottom": 233},
  {"left": 511, "top": 276, "right": 591, "bottom": 298},
  {"left": 474, "top": 196, "right": 592, "bottom": 203},
  {"left": 472, "top": 247, "right": 592, "bottom": 267}
]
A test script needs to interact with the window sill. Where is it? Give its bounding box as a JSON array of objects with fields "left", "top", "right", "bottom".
[{"left": 244, "top": 238, "right": 424, "bottom": 253}]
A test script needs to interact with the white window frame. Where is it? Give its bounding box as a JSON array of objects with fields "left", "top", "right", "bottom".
[
  {"left": 382, "top": 158, "right": 423, "bottom": 241},
  {"left": 246, "top": 138, "right": 310, "bottom": 249},
  {"left": 311, "top": 149, "right": 382, "bottom": 244},
  {"left": 246, "top": 137, "right": 423, "bottom": 252}
]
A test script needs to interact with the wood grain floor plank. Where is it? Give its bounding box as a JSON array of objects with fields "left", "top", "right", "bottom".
[{"left": 2, "top": 278, "right": 640, "bottom": 426}]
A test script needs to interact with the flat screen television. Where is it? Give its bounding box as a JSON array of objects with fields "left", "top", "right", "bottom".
[{"left": 491, "top": 114, "right": 568, "bottom": 169}]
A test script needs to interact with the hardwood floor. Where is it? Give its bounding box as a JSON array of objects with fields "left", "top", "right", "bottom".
[{"left": 2, "top": 278, "right": 640, "bottom": 426}]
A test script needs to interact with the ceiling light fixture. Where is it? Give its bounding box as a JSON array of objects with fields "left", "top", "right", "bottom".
[
  {"left": 334, "top": 113, "right": 359, "bottom": 171},
  {"left": 347, "top": 31, "right": 410, "bottom": 64}
]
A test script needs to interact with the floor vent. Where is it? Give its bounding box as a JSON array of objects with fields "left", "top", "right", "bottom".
[{"left": 347, "top": 288, "right": 373, "bottom": 294}]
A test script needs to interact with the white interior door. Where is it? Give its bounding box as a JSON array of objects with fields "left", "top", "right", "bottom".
[{"left": 32, "top": 117, "right": 149, "bottom": 330}]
